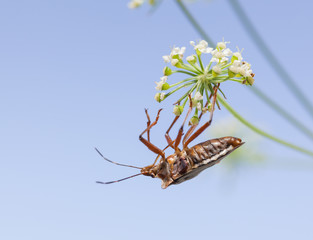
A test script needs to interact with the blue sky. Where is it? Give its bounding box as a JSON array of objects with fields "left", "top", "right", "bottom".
[{"left": 1, "top": 0, "right": 313, "bottom": 239}]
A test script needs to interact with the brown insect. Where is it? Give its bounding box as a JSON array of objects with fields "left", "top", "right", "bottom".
[{"left": 96, "top": 85, "right": 244, "bottom": 189}]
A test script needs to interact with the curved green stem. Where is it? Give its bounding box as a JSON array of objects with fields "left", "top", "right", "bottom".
[
  {"left": 227, "top": 0, "right": 313, "bottom": 120},
  {"left": 251, "top": 86, "right": 313, "bottom": 142},
  {"left": 217, "top": 94, "right": 313, "bottom": 157}
]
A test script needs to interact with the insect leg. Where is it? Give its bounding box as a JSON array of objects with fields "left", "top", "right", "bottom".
[
  {"left": 183, "top": 85, "right": 219, "bottom": 149},
  {"left": 145, "top": 108, "right": 151, "bottom": 142},
  {"left": 173, "top": 95, "right": 193, "bottom": 152},
  {"left": 139, "top": 109, "right": 166, "bottom": 159},
  {"left": 164, "top": 115, "right": 180, "bottom": 149}
]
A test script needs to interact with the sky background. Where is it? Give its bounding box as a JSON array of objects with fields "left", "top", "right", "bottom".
[{"left": 1, "top": 0, "right": 313, "bottom": 239}]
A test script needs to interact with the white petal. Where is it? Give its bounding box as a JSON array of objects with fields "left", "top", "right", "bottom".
[
  {"left": 155, "top": 81, "right": 163, "bottom": 91},
  {"left": 163, "top": 55, "right": 171, "bottom": 63},
  {"left": 223, "top": 48, "right": 232, "bottom": 56},
  {"left": 160, "top": 76, "right": 168, "bottom": 82}
]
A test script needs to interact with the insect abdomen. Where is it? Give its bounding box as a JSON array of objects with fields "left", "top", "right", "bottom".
[{"left": 186, "top": 136, "right": 243, "bottom": 166}]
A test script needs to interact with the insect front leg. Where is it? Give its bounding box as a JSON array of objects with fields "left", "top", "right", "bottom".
[
  {"left": 139, "top": 109, "right": 166, "bottom": 159},
  {"left": 164, "top": 115, "right": 180, "bottom": 149},
  {"left": 173, "top": 95, "right": 193, "bottom": 153}
]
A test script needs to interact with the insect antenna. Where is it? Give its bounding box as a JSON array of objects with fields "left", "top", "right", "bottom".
[
  {"left": 95, "top": 147, "right": 141, "bottom": 169},
  {"left": 96, "top": 173, "right": 142, "bottom": 184}
]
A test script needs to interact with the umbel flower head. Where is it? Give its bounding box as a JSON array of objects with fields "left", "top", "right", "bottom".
[{"left": 154, "top": 39, "right": 255, "bottom": 122}]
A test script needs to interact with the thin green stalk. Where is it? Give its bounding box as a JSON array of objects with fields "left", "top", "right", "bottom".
[
  {"left": 175, "top": 0, "right": 313, "bottom": 144},
  {"left": 181, "top": 63, "right": 202, "bottom": 74},
  {"left": 217, "top": 94, "right": 313, "bottom": 157},
  {"left": 166, "top": 81, "right": 196, "bottom": 97},
  {"left": 176, "top": 83, "right": 198, "bottom": 103},
  {"left": 197, "top": 54, "right": 204, "bottom": 71},
  {"left": 169, "top": 77, "right": 196, "bottom": 88},
  {"left": 175, "top": 0, "right": 214, "bottom": 47},
  {"left": 227, "top": 0, "right": 313, "bottom": 120},
  {"left": 251, "top": 86, "right": 313, "bottom": 141},
  {"left": 174, "top": 70, "right": 197, "bottom": 77}
]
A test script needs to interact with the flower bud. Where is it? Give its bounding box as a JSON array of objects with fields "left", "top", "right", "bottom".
[
  {"left": 171, "top": 59, "right": 179, "bottom": 66},
  {"left": 189, "top": 116, "right": 199, "bottom": 125},
  {"left": 186, "top": 55, "right": 197, "bottom": 64},
  {"left": 162, "top": 82, "right": 170, "bottom": 90},
  {"left": 194, "top": 91, "right": 203, "bottom": 101},
  {"left": 154, "top": 93, "right": 165, "bottom": 103},
  {"left": 173, "top": 105, "right": 184, "bottom": 116},
  {"left": 217, "top": 41, "right": 226, "bottom": 50},
  {"left": 163, "top": 66, "right": 172, "bottom": 76},
  {"left": 212, "top": 65, "right": 222, "bottom": 77}
]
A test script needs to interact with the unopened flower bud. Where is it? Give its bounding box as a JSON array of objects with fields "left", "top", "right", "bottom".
[
  {"left": 162, "top": 82, "right": 170, "bottom": 90},
  {"left": 154, "top": 93, "right": 165, "bottom": 103},
  {"left": 217, "top": 41, "right": 226, "bottom": 50},
  {"left": 173, "top": 105, "right": 184, "bottom": 116},
  {"left": 186, "top": 55, "right": 197, "bottom": 64},
  {"left": 163, "top": 66, "right": 172, "bottom": 76},
  {"left": 171, "top": 59, "right": 179, "bottom": 66},
  {"left": 189, "top": 116, "right": 199, "bottom": 125},
  {"left": 212, "top": 65, "right": 222, "bottom": 77},
  {"left": 194, "top": 91, "right": 203, "bottom": 101}
]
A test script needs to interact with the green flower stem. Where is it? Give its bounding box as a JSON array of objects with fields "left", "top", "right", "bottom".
[
  {"left": 251, "top": 86, "right": 313, "bottom": 141},
  {"left": 221, "top": 63, "right": 232, "bottom": 69},
  {"left": 181, "top": 63, "right": 202, "bottom": 74},
  {"left": 182, "top": 96, "right": 188, "bottom": 108},
  {"left": 217, "top": 94, "right": 313, "bottom": 157},
  {"left": 166, "top": 81, "right": 197, "bottom": 97},
  {"left": 189, "top": 63, "right": 202, "bottom": 73},
  {"left": 204, "top": 84, "right": 210, "bottom": 103},
  {"left": 197, "top": 54, "right": 204, "bottom": 71},
  {"left": 205, "top": 62, "right": 212, "bottom": 72},
  {"left": 173, "top": 70, "right": 197, "bottom": 77},
  {"left": 175, "top": 0, "right": 313, "bottom": 147},
  {"left": 175, "top": 0, "right": 215, "bottom": 47},
  {"left": 227, "top": 0, "right": 313, "bottom": 120},
  {"left": 177, "top": 83, "right": 198, "bottom": 103},
  {"left": 169, "top": 77, "right": 196, "bottom": 88}
]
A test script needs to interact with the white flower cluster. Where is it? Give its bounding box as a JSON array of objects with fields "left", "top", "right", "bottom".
[{"left": 156, "top": 39, "right": 255, "bottom": 113}]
